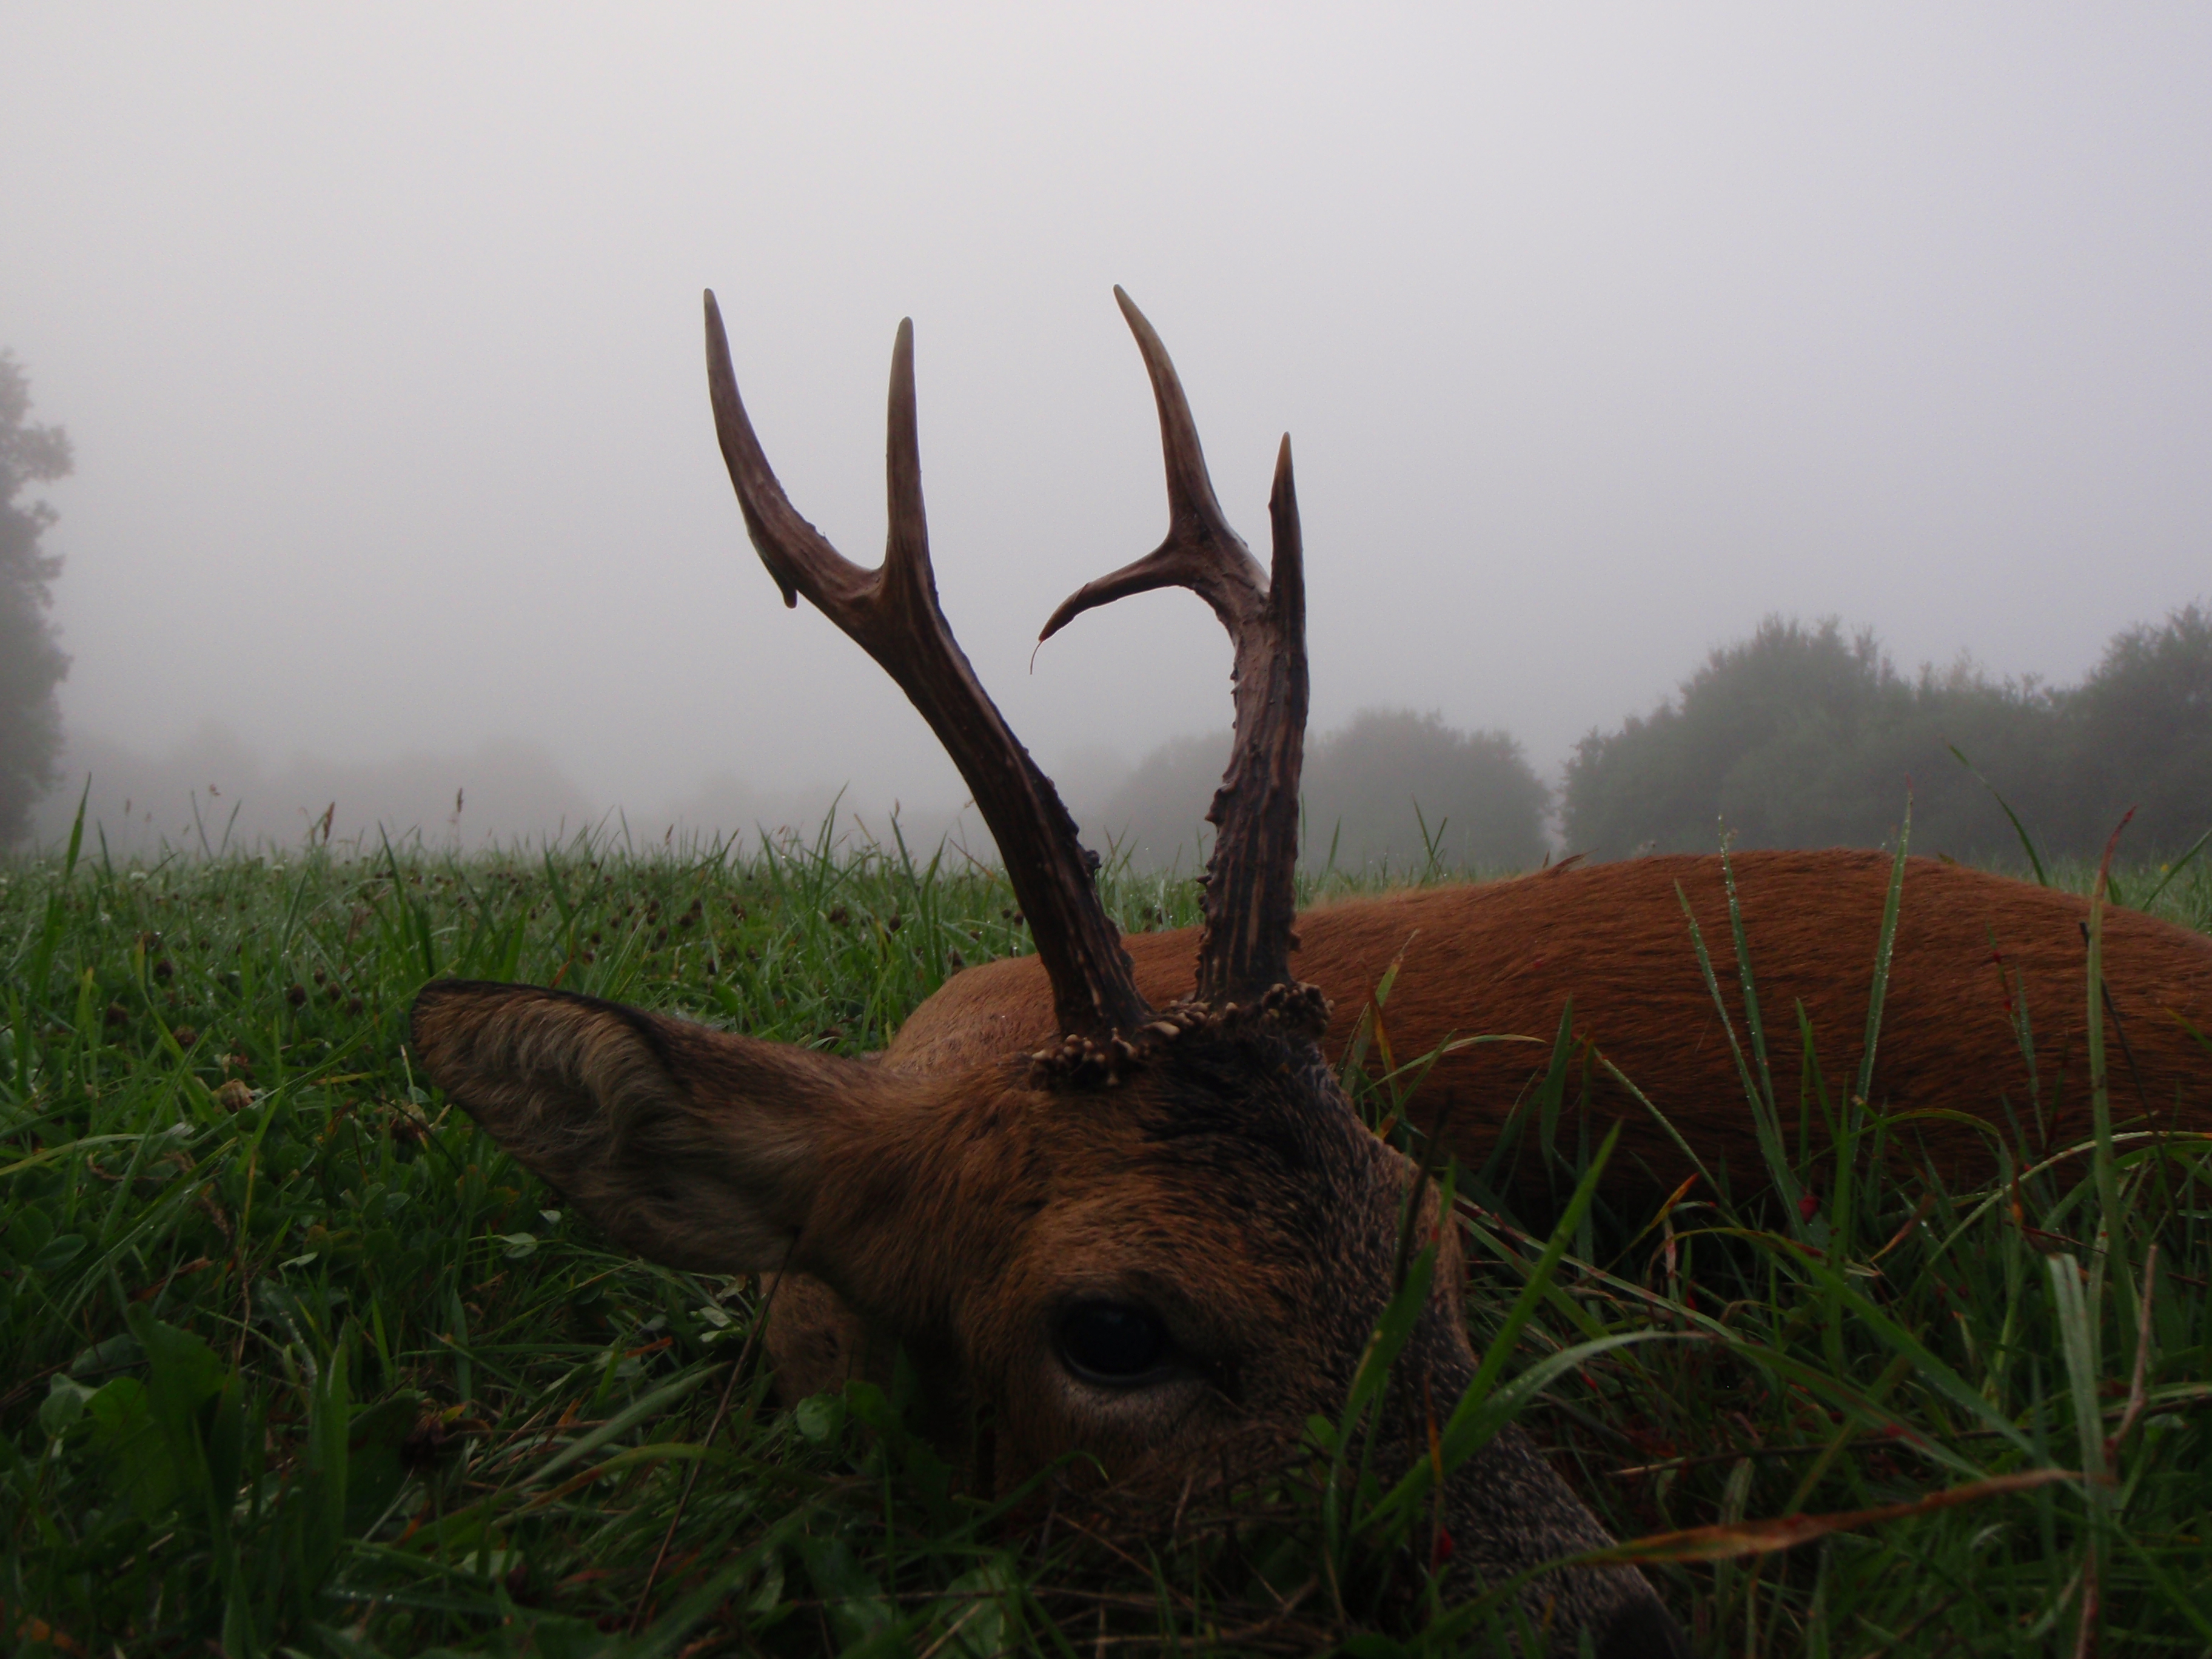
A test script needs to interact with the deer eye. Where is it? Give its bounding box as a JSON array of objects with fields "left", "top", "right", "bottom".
[{"left": 1057, "top": 1302, "right": 1172, "bottom": 1385}]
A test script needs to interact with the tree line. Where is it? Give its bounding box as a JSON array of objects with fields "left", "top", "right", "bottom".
[
  {"left": 1091, "top": 607, "right": 2210, "bottom": 874},
  {"left": 1561, "top": 611, "right": 2212, "bottom": 863},
  {"left": 1, "top": 352, "right": 72, "bottom": 845},
  {"left": 1078, "top": 708, "right": 1552, "bottom": 874}
]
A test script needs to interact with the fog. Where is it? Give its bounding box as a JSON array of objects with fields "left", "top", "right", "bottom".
[{"left": 7, "top": 7, "right": 2210, "bottom": 856}]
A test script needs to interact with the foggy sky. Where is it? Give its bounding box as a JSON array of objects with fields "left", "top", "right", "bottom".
[{"left": 7, "top": 5, "right": 2210, "bottom": 848}]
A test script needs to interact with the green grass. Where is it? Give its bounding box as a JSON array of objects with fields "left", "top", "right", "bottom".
[{"left": 2, "top": 818, "right": 2209, "bottom": 1656}]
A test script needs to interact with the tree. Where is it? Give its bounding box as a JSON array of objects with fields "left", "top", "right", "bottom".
[
  {"left": 0, "top": 351, "right": 72, "bottom": 844},
  {"left": 1085, "top": 708, "right": 1552, "bottom": 873},
  {"left": 1561, "top": 618, "right": 1896, "bottom": 857},
  {"left": 2065, "top": 602, "right": 2212, "bottom": 857},
  {"left": 1302, "top": 709, "right": 1550, "bottom": 871},
  {"left": 1560, "top": 616, "right": 2068, "bottom": 862}
]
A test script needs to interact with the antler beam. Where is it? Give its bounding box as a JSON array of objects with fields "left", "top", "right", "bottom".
[
  {"left": 704, "top": 291, "right": 1150, "bottom": 1042},
  {"left": 1039, "top": 289, "right": 1310, "bottom": 1007}
]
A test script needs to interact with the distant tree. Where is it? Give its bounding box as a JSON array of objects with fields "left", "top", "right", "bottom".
[
  {"left": 2064, "top": 602, "right": 2212, "bottom": 856},
  {"left": 1087, "top": 732, "right": 1231, "bottom": 870},
  {"left": 1715, "top": 662, "right": 2063, "bottom": 860},
  {"left": 1561, "top": 617, "right": 2065, "bottom": 861},
  {"left": 1563, "top": 619, "right": 1893, "bottom": 857},
  {"left": 1087, "top": 708, "right": 1550, "bottom": 874},
  {"left": 1302, "top": 709, "right": 1549, "bottom": 872},
  {"left": 0, "top": 352, "right": 73, "bottom": 843}
]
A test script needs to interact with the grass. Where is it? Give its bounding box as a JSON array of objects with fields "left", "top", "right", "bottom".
[{"left": 2, "top": 814, "right": 2210, "bottom": 1657}]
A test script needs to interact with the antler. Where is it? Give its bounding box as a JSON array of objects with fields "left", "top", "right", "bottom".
[
  {"left": 1039, "top": 289, "right": 1310, "bottom": 1008},
  {"left": 704, "top": 291, "right": 1150, "bottom": 1042}
]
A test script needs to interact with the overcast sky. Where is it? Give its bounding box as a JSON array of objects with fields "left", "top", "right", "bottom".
[{"left": 7, "top": 5, "right": 2210, "bottom": 834}]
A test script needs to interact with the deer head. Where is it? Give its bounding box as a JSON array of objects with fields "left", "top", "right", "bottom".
[{"left": 408, "top": 292, "right": 1687, "bottom": 1655}]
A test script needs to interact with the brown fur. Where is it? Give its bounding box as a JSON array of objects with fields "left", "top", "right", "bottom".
[{"left": 897, "top": 850, "right": 2212, "bottom": 1196}]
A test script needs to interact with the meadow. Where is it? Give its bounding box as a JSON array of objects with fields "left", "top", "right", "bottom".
[{"left": 2, "top": 814, "right": 2209, "bottom": 1657}]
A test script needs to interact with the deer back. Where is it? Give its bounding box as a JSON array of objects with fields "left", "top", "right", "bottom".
[{"left": 897, "top": 850, "right": 2212, "bottom": 1198}]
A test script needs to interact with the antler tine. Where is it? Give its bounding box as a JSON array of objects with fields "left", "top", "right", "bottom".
[
  {"left": 1037, "top": 292, "right": 1310, "bottom": 1007},
  {"left": 1038, "top": 288, "right": 1269, "bottom": 645},
  {"left": 704, "top": 290, "right": 1150, "bottom": 1043},
  {"left": 704, "top": 290, "right": 859, "bottom": 615},
  {"left": 1197, "top": 436, "right": 1307, "bottom": 1004}
]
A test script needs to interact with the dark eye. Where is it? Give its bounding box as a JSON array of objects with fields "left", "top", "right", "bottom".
[{"left": 1057, "top": 1302, "right": 1171, "bottom": 1385}]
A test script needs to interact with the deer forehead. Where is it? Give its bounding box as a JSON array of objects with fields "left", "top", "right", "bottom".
[{"left": 842, "top": 1042, "right": 1419, "bottom": 1318}]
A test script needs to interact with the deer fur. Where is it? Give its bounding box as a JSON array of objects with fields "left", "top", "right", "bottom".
[{"left": 897, "top": 847, "right": 2212, "bottom": 1202}]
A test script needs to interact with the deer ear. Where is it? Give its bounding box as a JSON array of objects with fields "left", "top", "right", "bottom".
[{"left": 409, "top": 980, "right": 888, "bottom": 1275}]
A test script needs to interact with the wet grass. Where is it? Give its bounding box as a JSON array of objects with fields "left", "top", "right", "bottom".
[{"left": 2, "top": 818, "right": 2209, "bottom": 1656}]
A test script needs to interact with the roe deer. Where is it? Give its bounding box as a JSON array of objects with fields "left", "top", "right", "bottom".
[
  {"left": 897, "top": 848, "right": 2212, "bottom": 1209},
  {"left": 410, "top": 290, "right": 1689, "bottom": 1654}
]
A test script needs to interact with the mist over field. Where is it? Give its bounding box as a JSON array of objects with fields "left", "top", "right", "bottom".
[
  {"left": 24, "top": 705, "right": 1553, "bottom": 872},
  {"left": 5, "top": 6, "right": 2211, "bottom": 865},
  {"left": 27, "top": 725, "right": 990, "bottom": 860}
]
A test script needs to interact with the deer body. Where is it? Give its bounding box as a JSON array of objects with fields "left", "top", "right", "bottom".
[{"left": 897, "top": 848, "right": 2212, "bottom": 1197}]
